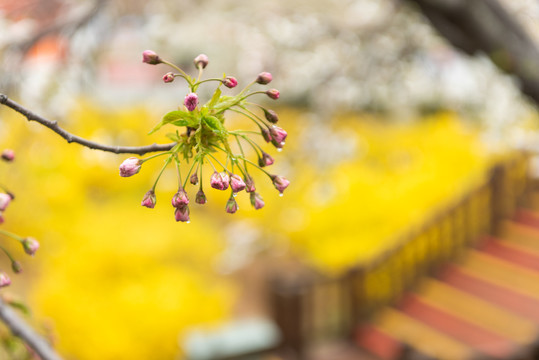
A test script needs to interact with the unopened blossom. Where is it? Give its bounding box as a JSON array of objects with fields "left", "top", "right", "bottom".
[
  {"left": 225, "top": 196, "right": 239, "bottom": 214},
  {"left": 119, "top": 157, "right": 142, "bottom": 177},
  {"left": 142, "top": 50, "right": 161, "bottom": 65},
  {"left": 259, "top": 152, "right": 274, "bottom": 167},
  {"left": 256, "top": 72, "right": 272, "bottom": 85},
  {"left": 250, "top": 192, "right": 265, "bottom": 210},
  {"left": 229, "top": 174, "right": 246, "bottom": 193},
  {"left": 184, "top": 93, "right": 199, "bottom": 112},
  {"left": 245, "top": 176, "right": 256, "bottom": 193},
  {"left": 174, "top": 205, "right": 190, "bottom": 222},
  {"left": 11, "top": 261, "right": 22, "bottom": 274},
  {"left": 172, "top": 188, "right": 190, "bottom": 207},
  {"left": 1, "top": 149, "right": 14, "bottom": 162},
  {"left": 270, "top": 126, "right": 287, "bottom": 144},
  {"left": 210, "top": 171, "right": 230, "bottom": 190},
  {"left": 263, "top": 109, "right": 279, "bottom": 124},
  {"left": 0, "top": 213, "right": 4, "bottom": 224},
  {"left": 0, "top": 272, "right": 10, "bottom": 287},
  {"left": 190, "top": 172, "right": 199, "bottom": 185},
  {"left": 223, "top": 77, "right": 238, "bottom": 88},
  {"left": 0, "top": 193, "right": 11, "bottom": 211},
  {"left": 194, "top": 54, "right": 209, "bottom": 69},
  {"left": 195, "top": 190, "right": 207, "bottom": 205},
  {"left": 163, "top": 72, "right": 175, "bottom": 83},
  {"left": 21, "top": 237, "right": 39, "bottom": 256},
  {"left": 141, "top": 190, "right": 156, "bottom": 209},
  {"left": 261, "top": 128, "right": 271, "bottom": 143},
  {"left": 266, "top": 89, "right": 280, "bottom": 100},
  {"left": 271, "top": 175, "right": 290, "bottom": 194}
]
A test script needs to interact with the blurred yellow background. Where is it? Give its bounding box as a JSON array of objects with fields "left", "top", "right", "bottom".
[{"left": 0, "top": 98, "right": 515, "bottom": 358}]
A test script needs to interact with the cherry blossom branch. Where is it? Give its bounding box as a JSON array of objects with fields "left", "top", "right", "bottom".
[
  {"left": 0, "top": 94, "right": 175, "bottom": 155},
  {"left": 0, "top": 298, "right": 63, "bottom": 360}
]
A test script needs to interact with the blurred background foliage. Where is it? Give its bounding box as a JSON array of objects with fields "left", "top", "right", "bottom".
[{"left": 0, "top": 0, "right": 539, "bottom": 359}]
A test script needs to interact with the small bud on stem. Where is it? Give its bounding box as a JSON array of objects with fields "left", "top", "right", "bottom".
[
  {"left": 142, "top": 50, "right": 162, "bottom": 65},
  {"left": 193, "top": 54, "right": 209, "bottom": 69},
  {"left": 256, "top": 72, "right": 272, "bottom": 85}
]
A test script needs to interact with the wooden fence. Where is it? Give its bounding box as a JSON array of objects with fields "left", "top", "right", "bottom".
[{"left": 270, "top": 152, "right": 530, "bottom": 359}]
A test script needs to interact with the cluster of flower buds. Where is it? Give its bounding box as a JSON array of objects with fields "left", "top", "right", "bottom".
[
  {"left": 119, "top": 51, "right": 290, "bottom": 222},
  {"left": 0, "top": 149, "right": 39, "bottom": 287}
]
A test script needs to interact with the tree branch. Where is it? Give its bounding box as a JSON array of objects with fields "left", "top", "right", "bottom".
[
  {"left": 0, "top": 94, "right": 175, "bottom": 156},
  {"left": 0, "top": 298, "right": 63, "bottom": 360},
  {"left": 405, "top": 0, "right": 539, "bottom": 107}
]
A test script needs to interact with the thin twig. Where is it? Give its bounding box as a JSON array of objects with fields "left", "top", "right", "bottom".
[
  {"left": 0, "top": 94, "right": 175, "bottom": 156},
  {"left": 0, "top": 298, "right": 63, "bottom": 360}
]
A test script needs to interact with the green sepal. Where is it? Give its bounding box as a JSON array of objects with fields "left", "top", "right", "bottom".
[
  {"left": 166, "top": 132, "right": 182, "bottom": 142},
  {"left": 203, "top": 115, "right": 227, "bottom": 136}
]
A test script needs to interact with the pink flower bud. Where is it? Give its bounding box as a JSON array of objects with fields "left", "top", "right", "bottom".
[
  {"left": 195, "top": 190, "right": 207, "bottom": 205},
  {"left": 271, "top": 175, "right": 290, "bottom": 194},
  {"left": 163, "top": 72, "right": 175, "bottom": 83},
  {"left": 258, "top": 152, "right": 274, "bottom": 167},
  {"left": 261, "top": 128, "right": 271, "bottom": 143},
  {"left": 263, "top": 109, "right": 279, "bottom": 124},
  {"left": 270, "top": 126, "right": 287, "bottom": 144},
  {"left": 266, "top": 89, "right": 280, "bottom": 100},
  {"left": 174, "top": 205, "right": 190, "bottom": 222},
  {"left": 141, "top": 190, "right": 156, "bottom": 209},
  {"left": 225, "top": 196, "right": 239, "bottom": 214},
  {"left": 1, "top": 149, "right": 15, "bottom": 162},
  {"left": 222, "top": 76, "right": 238, "bottom": 88},
  {"left": 11, "top": 261, "right": 22, "bottom": 274},
  {"left": 0, "top": 193, "right": 11, "bottom": 211},
  {"left": 119, "top": 157, "right": 142, "bottom": 177},
  {"left": 142, "top": 50, "right": 162, "bottom": 65},
  {"left": 0, "top": 272, "right": 10, "bottom": 288},
  {"left": 256, "top": 72, "right": 272, "bottom": 85},
  {"left": 172, "top": 189, "right": 189, "bottom": 207},
  {"left": 229, "top": 174, "right": 246, "bottom": 193},
  {"left": 194, "top": 54, "right": 209, "bottom": 69},
  {"left": 210, "top": 171, "right": 230, "bottom": 191},
  {"left": 250, "top": 192, "right": 265, "bottom": 210},
  {"left": 184, "top": 93, "right": 199, "bottom": 112},
  {"left": 190, "top": 172, "right": 199, "bottom": 185},
  {"left": 0, "top": 213, "right": 4, "bottom": 224},
  {"left": 245, "top": 176, "right": 256, "bottom": 193},
  {"left": 22, "top": 237, "right": 39, "bottom": 256}
]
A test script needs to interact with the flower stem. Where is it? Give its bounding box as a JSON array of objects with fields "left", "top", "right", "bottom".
[
  {"left": 228, "top": 108, "right": 265, "bottom": 130},
  {"left": 242, "top": 157, "right": 272, "bottom": 177},
  {"left": 239, "top": 105, "right": 270, "bottom": 127},
  {"left": 0, "top": 245, "right": 16, "bottom": 263},
  {"left": 206, "top": 152, "right": 228, "bottom": 171},
  {"left": 142, "top": 151, "right": 172, "bottom": 163},
  {"left": 162, "top": 60, "right": 192, "bottom": 87},
  {"left": 182, "top": 156, "right": 200, "bottom": 189},
  {"left": 151, "top": 155, "right": 174, "bottom": 191},
  {"left": 0, "top": 229, "right": 22, "bottom": 242}
]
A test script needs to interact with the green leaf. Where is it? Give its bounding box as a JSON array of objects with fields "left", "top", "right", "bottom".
[
  {"left": 148, "top": 110, "right": 197, "bottom": 134},
  {"left": 207, "top": 87, "right": 222, "bottom": 108},
  {"left": 213, "top": 95, "right": 244, "bottom": 113}
]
